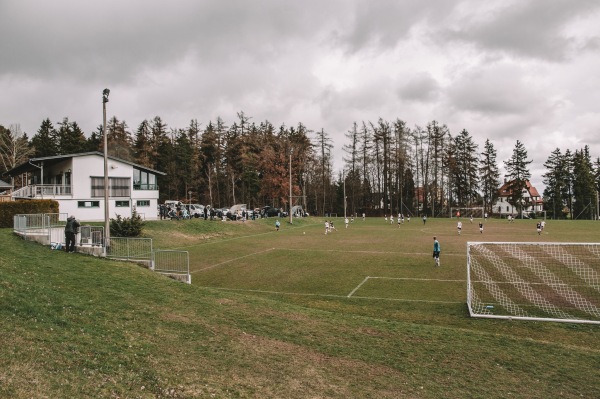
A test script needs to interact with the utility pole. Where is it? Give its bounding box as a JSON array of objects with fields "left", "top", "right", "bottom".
[
  {"left": 102, "top": 89, "right": 110, "bottom": 248},
  {"left": 289, "top": 150, "right": 293, "bottom": 224}
]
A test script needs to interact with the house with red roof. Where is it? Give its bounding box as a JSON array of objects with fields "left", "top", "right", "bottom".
[{"left": 493, "top": 180, "right": 543, "bottom": 217}]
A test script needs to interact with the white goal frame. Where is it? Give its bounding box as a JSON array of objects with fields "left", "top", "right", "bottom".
[
  {"left": 467, "top": 241, "right": 600, "bottom": 324},
  {"left": 450, "top": 207, "right": 484, "bottom": 218}
]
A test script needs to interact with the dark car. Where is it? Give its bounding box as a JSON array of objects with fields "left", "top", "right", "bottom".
[{"left": 261, "top": 206, "right": 280, "bottom": 218}]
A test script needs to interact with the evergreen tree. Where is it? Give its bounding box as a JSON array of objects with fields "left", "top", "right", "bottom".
[
  {"left": 479, "top": 139, "right": 500, "bottom": 214},
  {"left": 57, "top": 118, "right": 87, "bottom": 154},
  {"left": 133, "top": 120, "right": 153, "bottom": 168},
  {"left": 200, "top": 121, "right": 219, "bottom": 206},
  {"left": 504, "top": 140, "right": 532, "bottom": 218},
  {"left": 450, "top": 129, "right": 479, "bottom": 207},
  {"left": 30, "top": 118, "right": 58, "bottom": 157},
  {"left": 542, "top": 148, "right": 569, "bottom": 219},
  {"left": 106, "top": 116, "right": 133, "bottom": 161},
  {"left": 571, "top": 146, "right": 596, "bottom": 219},
  {"left": 87, "top": 126, "right": 103, "bottom": 152}
]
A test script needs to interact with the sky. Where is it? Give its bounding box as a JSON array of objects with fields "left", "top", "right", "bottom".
[{"left": 2, "top": 0, "right": 600, "bottom": 191}]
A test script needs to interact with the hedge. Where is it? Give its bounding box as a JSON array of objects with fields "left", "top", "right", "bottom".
[{"left": 0, "top": 200, "right": 59, "bottom": 228}]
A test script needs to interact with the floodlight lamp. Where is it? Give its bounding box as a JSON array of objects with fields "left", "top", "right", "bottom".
[{"left": 102, "top": 88, "right": 110, "bottom": 103}]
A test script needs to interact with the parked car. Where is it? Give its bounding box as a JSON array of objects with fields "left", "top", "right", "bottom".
[
  {"left": 184, "top": 204, "right": 205, "bottom": 218},
  {"left": 261, "top": 206, "right": 280, "bottom": 218}
]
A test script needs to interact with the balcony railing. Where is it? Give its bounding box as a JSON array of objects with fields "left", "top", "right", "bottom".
[
  {"left": 133, "top": 183, "right": 159, "bottom": 190},
  {"left": 12, "top": 184, "right": 72, "bottom": 199}
]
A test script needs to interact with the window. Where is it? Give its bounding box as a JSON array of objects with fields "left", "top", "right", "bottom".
[
  {"left": 91, "top": 177, "right": 131, "bottom": 197},
  {"left": 506, "top": 206, "right": 509, "bottom": 212},
  {"left": 133, "top": 168, "right": 158, "bottom": 190},
  {"left": 78, "top": 201, "right": 100, "bottom": 208},
  {"left": 137, "top": 200, "right": 150, "bottom": 207},
  {"left": 116, "top": 201, "right": 130, "bottom": 207}
]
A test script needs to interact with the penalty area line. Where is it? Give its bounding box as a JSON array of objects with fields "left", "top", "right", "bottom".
[
  {"left": 347, "top": 276, "right": 370, "bottom": 298},
  {"left": 196, "top": 286, "right": 463, "bottom": 304},
  {"left": 192, "top": 248, "right": 275, "bottom": 273}
]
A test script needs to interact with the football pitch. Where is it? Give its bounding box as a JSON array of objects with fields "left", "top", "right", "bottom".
[{"left": 158, "top": 216, "right": 600, "bottom": 325}]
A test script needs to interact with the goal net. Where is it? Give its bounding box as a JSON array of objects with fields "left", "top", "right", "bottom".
[
  {"left": 451, "top": 207, "right": 484, "bottom": 218},
  {"left": 467, "top": 242, "right": 600, "bottom": 324}
]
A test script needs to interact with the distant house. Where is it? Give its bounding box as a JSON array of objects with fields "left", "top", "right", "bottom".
[
  {"left": 493, "top": 180, "right": 543, "bottom": 217},
  {"left": 4, "top": 152, "right": 165, "bottom": 221}
]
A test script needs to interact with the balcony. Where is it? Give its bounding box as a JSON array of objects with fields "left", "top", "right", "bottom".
[
  {"left": 12, "top": 184, "right": 72, "bottom": 199},
  {"left": 133, "top": 183, "right": 159, "bottom": 190}
]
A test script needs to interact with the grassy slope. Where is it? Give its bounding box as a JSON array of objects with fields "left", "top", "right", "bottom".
[{"left": 1, "top": 218, "right": 599, "bottom": 398}]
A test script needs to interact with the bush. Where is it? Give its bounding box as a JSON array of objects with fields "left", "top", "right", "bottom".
[
  {"left": 110, "top": 208, "right": 145, "bottom": 237},
  {"left": 0, "top": 200, "right": 59, "bottom": 227}
]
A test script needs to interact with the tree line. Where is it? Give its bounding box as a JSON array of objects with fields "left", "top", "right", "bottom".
[{"left": 1, "top": 114, "right": 599, "bottom": 219}]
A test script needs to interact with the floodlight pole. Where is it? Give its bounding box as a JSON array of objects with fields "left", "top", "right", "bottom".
[
  {"left": 343, "top": 169, "right": 347, "bottom": 219},
  {"left": 289, "top": 150, "right": 293, "bottom": 224},
  {"left": 102, "top": 89, "right": 110, "bottom": 248}
]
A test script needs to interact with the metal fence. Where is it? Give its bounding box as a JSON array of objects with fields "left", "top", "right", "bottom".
[
  {"left": 13, "top": 214, "right": 191, "bottom": 284},
  {"left": 79, "top": 226, "right": 105, "bottom": 247},
  {"left": 14, "top": 213, "right": 67, "bottom": 243},
  {"left": 153, "top": 250, "right": 191, "bottom": 284},
  {"left": 105, "top": 237, "right": 153, "bottom": 260}
]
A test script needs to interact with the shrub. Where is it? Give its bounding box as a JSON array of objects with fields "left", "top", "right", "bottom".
[
  {"left": 0, "top": 199, "right": 59, "bottom": 227},
  {"left": 110, "top": 207, "right": 145, "bottom": 237}
]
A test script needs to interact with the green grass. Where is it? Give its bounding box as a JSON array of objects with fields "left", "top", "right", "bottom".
[{"left": 1, "top": 217, "right": 599, "bottom": 398}]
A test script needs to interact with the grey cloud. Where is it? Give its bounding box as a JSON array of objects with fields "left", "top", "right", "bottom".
[
  {"left": 397, "top": 73, "right": 440, "bottom": 102},
  {"left": 439, "top": 0, "right": 600, "bottom": 61}
]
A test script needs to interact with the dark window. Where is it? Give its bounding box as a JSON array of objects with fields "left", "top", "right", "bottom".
[
  {"left": 78, "top": 201, "right": 100, "bottom": 208},
  {"left": 91, "top": 177, "right": 131, "bottom": 197},
  {"left": 137, "top": 200, "right": 150, "bottom": 207},
  {"left": 116, "top": 201, "right": 129, "bottom": 207}
]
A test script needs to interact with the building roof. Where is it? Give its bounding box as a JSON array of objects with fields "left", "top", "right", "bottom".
[
  {"left": 3, "top": 152, "right": 166, "bottom": 177},
  {"left": 0, "top": 179, "right": 12, "bottom": 188},
  {"left": 498, "top": 179, "right": 541, "bottom": 198}
]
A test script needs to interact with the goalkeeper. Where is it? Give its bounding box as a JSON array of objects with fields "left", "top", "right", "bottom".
[{"left": 433, "top": 236, "right": 441, "bottom": 267}]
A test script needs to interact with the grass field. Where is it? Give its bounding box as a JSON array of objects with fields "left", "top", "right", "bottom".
[{"left": 1, "top": 216, "right": 599, "bottom": 398}]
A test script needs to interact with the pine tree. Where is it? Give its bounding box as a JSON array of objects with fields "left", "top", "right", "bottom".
[
  {"left": 504, "top": 140, "right": 532, "bottom": 218},
  {"left": 571, "top": 146, "right": 596, "bottom": 219},
  {"left": 450, "top": 129, "right": 479, "bottom": 207},
  {"left": 57, "top": 118, "right": 87, "bottom": 154},
  {"left": 542, "top": 148, "right": 569, "bottom": 219},
  {"left": 30, "top": 118, "right": 58, "bottom": 157},
  {"left": 133, "top": 120, "right": 153, "bottom": 168},
  {"left": 479, "top": 139, "right": 500, "bottom": 214}
]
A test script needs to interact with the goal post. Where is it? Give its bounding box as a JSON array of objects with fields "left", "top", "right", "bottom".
[
  {"left": 451, "top": 207, "right": 484, "bottom": 218},
  {"left": 467, "top": 242, "right": 600, "bottom": 324}
]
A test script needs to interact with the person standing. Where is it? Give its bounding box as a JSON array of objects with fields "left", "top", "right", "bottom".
[
  {"left": 536, "top": 222, "right": 542, "bottom": 235},
  {"left": 422, "top": 215, "right": 427, "bottom": 224},
  {"left": 275, "top": 220, "right": 281, "bottom": 231},
  {"left": 479, "top": 222, "right": 484, "bottom": 234},
  {"left": 457, "top": 220, "right": 462, "bottom": 235},
  {"left": 433, "top": 236, "right": 441, "bottom": 267},
  {"left": 344, "top": 217, "right": 349, "bottom": 229},
  {"left": 64, "top": 215, "right": 80, "bottom": 253}
]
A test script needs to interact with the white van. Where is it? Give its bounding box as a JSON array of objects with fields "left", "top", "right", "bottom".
[{"left": 185, "top": 204, "right": 205, "bottom": 218}]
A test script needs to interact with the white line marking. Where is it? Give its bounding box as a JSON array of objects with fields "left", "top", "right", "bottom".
[
  {"left": 192, "top": 248, "right": 275, "bottom": 273},
  {"left": 196, "top": 286, "right": 464, "bottom": 304},
  {"left": 369, "top": 277, "right": 466, "bottom": 282},
  {"left": 347, "top": 276, "right": 370, "bottom": 297}
]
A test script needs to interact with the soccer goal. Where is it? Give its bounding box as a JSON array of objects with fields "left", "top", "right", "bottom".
[
  {"left": 450, "top": 207, "right": 484, "bottom": 218},
  {"left": 467, "top": 242, "right": 600, "bottom": 324}
]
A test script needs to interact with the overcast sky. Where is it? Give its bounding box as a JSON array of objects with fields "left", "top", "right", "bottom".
[{"left": 2, "top": 0, "right": 600, "bottom": 191}]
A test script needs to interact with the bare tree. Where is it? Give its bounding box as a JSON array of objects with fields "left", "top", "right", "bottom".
[{"left": 0, "top": 124, "right": 34, "bottom": 188}]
